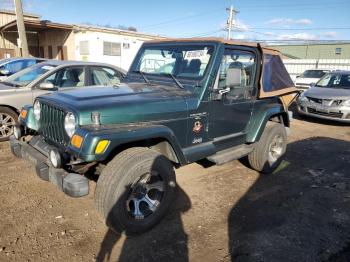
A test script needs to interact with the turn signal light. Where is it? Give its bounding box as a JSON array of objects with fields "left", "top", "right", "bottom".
[
  {"left": 95, "top": 140, "right": 110, "bottom": 154},
  {"left": 20, "top": 109, "right": 27, "bottom": 119},
  {"left": 71, "top": 134, "right": 83, "bottom": 149}
]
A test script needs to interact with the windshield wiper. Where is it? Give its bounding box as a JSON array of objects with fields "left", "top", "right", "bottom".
[
  {"left": 132, "top": 70, "right": 151, "bottom": 84},
  {"left": 162, "top": 73, "right": 184, "bottom": 89}
]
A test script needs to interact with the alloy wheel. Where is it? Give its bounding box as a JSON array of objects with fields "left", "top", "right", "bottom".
[
  {"left": 268, "top": 134, "right": 284, "bottom": 165},
  {"left": 126, "top": 171, "right": 165, "bottom": 220},
  {"left": 0, "top": 113, "right": 16, "bottom": 139}
]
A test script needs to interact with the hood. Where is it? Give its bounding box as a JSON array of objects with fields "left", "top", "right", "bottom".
[
  {"left": 39, "top": 82, "right": 192, "bottom": 125},
  {"left": 0, "top": 82, "right": 17, "bottom": 92},
  {"left": 304, "top": 87, "right": 350, "bottom": 100},
  {"left": 295, "top": 78, "right": 320, "bottom": 84}
]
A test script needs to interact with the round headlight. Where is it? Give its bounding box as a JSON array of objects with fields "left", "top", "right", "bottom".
[
  {"left": 33, "top": 100, "right": 41, "bottom": 121},
  {"left": 64, "top": 112, "right": 76, "bottom": 138},
  {"left": 49, "top": 149, "right": 62, "bottom": 168}
]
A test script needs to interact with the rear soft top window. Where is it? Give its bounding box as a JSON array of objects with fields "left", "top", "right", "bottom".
[{"left": 260, "top": 53, "right": 296, "bottom": 98}]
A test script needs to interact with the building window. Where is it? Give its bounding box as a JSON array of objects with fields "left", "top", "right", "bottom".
[
  {"left": 79, "top": 41, "right": 89, "bottom": 55},
  {"left": 103, "top": 42, "right": 121, "bottom": 56},
  {"left": 123, "top": 43, "right": 130, "bottom": 49},
  {"left": 335, "top": 48, "right": 342, "bottom": 55}
]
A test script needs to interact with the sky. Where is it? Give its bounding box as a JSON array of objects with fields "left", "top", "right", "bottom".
[{"left": 1, "top": 0, "right": 350, "bottom": 42}]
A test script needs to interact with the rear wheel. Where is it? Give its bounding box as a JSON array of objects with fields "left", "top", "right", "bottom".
[
  {"left": 248, "top": 121, "right": 287, "bottom": 174},
  {"left": 94, "top": 147, "right": 176, "bottom": 235},
  {"left": 0, "top": 107, "right": 18, "bottom": 142}
]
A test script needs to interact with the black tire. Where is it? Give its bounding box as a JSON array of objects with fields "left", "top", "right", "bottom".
[
  {"left": 94, "top": 147, "right": 176, "bottom": 235},
  {"left": 248, "top": 121, "right": 287, "bottom": 174},
  {"left": 0, "top": 106, "right": 18, "bottom": 142}
]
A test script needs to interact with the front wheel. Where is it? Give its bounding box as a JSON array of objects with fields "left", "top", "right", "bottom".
[
  {"left": 0, "top": 107, "right": 18, "bottom": 142},
  {"left": 248, "top": 121, "right": 287, "bottom": 174},
  {"left": 94, "top": 147, "right": 176, "bottom": 235}
]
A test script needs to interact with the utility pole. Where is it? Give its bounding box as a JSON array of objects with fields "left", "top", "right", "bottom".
[
  {"left": 14, "top": 0, "right": 29, "bottom": 57},
  {"left": 226, "top": 5, "right": 239, "bottom": 40}
]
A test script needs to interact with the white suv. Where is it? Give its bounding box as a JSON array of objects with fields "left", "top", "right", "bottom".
[{"left": 295, "top": 69, "right": 330, "bottom": 89}]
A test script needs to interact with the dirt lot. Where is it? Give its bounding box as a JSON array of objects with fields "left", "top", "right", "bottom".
[{"left": 0, "top": 111, "right": 350, "bottom": 262}]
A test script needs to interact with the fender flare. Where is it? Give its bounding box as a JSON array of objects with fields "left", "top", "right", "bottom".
[
  {"left": 246, "top": 106, "right": 289, "bottom": 143},
  {"left": 79, "top": 124, "right": 187, "bottom": 165}
]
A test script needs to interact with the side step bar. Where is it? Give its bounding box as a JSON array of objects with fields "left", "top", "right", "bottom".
[{"left": 207, "top": 144, "right": 254, "bottom": 165}]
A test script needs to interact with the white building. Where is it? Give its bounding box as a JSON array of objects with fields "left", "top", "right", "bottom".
[{"left": 0, "top": 10, "right": 166, "bottom": 71}]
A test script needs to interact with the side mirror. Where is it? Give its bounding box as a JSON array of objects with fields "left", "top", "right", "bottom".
[
  {"left": 296, "top": 75, "right": 300, "bottom": 78},
  {"left": 310, "top": 83, "right": 316, "bottom": 88},
  {"left": 38, "top": 82, "right": 56, "bottom": 90},
  {"left": 0, "top": 69, "right": 10, "bottom": 76}
]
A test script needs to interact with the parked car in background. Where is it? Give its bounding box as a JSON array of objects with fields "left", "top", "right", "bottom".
[
  {"left": 0, "top": 60, "right": 125, "bottom": 141},
  {"left": 297, "top": 71, "right": 350, "bottom": 122},
  {"left": 295, "top": 69, "right": 330, "bottom": 89},
  {"left": 0, "top": 57, "right": 46, "bottom": 81}
]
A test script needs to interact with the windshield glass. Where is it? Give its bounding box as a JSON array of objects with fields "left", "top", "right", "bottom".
[
  {"left": 316, "top": 73, "right": 350, "bottom": 89},
  {"left": 131, "top": 44, "right": 214, "bottom": 81},
  {"left": 0, "top": 58, "right": 11, "bottom": 65},
  {"left": 301, "top": 70, "right": 328, "bottom": 78},
  {"left": 4, "top": 63, "right": 56, "bottom": 87}
]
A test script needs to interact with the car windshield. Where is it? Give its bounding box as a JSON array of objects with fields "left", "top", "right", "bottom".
[
  {"left": 301, "top": 70, "right": 328, "bottom": 78},
  {"left": 316, "top": 73, "right": 350, "bottom": 89},
  {"left": 3, "top": 63, "right": 57, "bottom": 87},
  {"left": 130, "top": 44, "right": 214, "bottom": 83},
  {"left": 0, "top": 58, "right": 11, "bottom": 65}
]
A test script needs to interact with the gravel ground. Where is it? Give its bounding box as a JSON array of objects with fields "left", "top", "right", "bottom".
[{"left": 0, "top": 111, "right": 349, "bottom": 262}]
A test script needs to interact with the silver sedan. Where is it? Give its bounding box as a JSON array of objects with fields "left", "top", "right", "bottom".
[
  {"left": 0, "top": 60, "right": 126, "bottom": 141},
  {"left": 297, "top": 71, "right": 350, "bottom": 123}
]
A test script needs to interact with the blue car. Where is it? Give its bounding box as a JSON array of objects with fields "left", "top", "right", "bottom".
[{"left": 0, "top": 57, "right": 46, "bottom": 81}]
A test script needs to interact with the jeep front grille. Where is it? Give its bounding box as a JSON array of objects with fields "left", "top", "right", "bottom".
[{"left": 40, "top": 103, "right": 68, "bottom": 145}]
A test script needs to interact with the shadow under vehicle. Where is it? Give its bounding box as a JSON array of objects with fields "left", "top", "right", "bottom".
[{"left": 11, "top": 37, "right": 298, "bottom": 235}]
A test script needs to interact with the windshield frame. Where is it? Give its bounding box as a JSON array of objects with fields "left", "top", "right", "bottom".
[
  {"left": 315, "top": 72, "right": 350, "bottom": 89},
  {"left": 3, "top": 63, "right": 57, "bottom": 87},
  {"left": 127, "top": 42, "right": 217, "bottom": 86}
]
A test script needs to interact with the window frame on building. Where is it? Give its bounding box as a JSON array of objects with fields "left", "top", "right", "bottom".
[
  {"left": 103, "top": 41, "right": 121, "bottom": 56},
  {"left": 335, "top": 47, "right": 342, "bottom": 55},
  {"left": 79, "top": 41, "right": 90, "bottom": 55}
]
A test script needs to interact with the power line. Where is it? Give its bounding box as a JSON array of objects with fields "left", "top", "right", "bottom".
[
  {"left": 242, "top": 27, "right": 350, "bottom": 31},
  {"left": 138, "top": 8, "right": 223, "bottom": 30},
  {"left": 237, "top": 1, "right": 349, "bottom": 9}
]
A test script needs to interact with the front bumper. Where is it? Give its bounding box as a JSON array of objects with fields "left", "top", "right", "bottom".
[
  {"left": 10, "top": 136, "right": 89, "bottom": 197},
  {"left": 297, "top": 101, "right": 350, "bottom": 123}
]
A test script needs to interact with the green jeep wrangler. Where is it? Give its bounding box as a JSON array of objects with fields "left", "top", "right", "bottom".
[{"left": 10, "top": 38, "right": 298, "bottom": 235}]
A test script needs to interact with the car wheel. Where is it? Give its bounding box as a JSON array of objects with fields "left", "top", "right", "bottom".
[
  {"left": 0, "top": 107, "right": 18, "bottom": 142},
  {"left": 94, "top": 147, "right": 176, "bottom": 235},
  {"left": 248, "top": 121, "right": 287, "bottom": 174}
]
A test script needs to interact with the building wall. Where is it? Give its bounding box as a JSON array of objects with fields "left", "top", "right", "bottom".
[
  {"left": 74, "top": 30, "right": 157, "bottom": 70},
  {"left": 0, "top": 10, "right": 40, "bottom": 51},
  {"left": 271, "top": 43, "right": 350, "bottom": 59},
  {"left": 38, "top": 30, "right": 75, "bottom": 60},
  {"left": 0, "top": 10, "right": 39, "bottom": 27}
]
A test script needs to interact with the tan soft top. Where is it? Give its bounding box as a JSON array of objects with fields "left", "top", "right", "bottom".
[{"left": 146, "top": 37, "right": 280, "bottom": 55}]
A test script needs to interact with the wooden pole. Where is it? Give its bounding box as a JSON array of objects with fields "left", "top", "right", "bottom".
[{"left": 14, "top": 0, "right": 29, "bottom": 57}]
